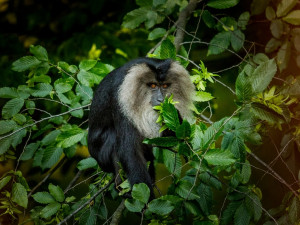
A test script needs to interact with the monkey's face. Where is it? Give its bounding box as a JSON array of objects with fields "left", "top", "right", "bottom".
[{"left": 148, "top": 82, "right": 170, "bottom": 106}]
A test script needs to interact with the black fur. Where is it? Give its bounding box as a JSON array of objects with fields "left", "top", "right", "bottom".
[{"left": 88, "top": 58, "right": 172, "bottom": 199}]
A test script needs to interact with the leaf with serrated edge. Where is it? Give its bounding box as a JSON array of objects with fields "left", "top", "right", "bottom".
[{"left": 12, "top": 183, "right": 28, "bottom": 208}]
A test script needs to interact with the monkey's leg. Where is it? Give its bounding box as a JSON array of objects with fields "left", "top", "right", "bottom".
[{"left": 118, "top": 148, "right": 155, "bottom": 199}]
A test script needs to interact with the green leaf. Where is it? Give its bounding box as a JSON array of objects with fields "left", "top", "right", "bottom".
[
  {"left": 12, "top": 183, "right": 28, "bottom": 208},
  {"left": 266, "top": 6, "right": 276, "bottom": 20},
  {"left": 193, "top": 91, "right": 214, "bottom": 102},
  {"left": 202, "top": 10, "right": 216, "bottom": 28},
  {"left": 89, "top": 62, "right": 114, "bottom": 76},
  {"left": 32, "top": 192, "right": 56, "bottom": 204},
  {"left": 250, "top": 0, "right": 270, "bottom": 15},
  {"left": 201, "top": 119, "right": 225, "bottom": 150},
  {"left": 238, "top": 12, "right": 250, "bottom": 29},
  {"left": 77, "top": 157, "right": 98, "bottom": 170},
  {"left": 0, "top": 120, "right": 17, "bottom": 135},
  {"left": 77, "top": 70, "right": 101, "bottom": 87},
  {"left": 136, "top": 0, "right": 153, "bottom": 7},
  {"left": 221, "top": 201, "right": 241, "bottom": 225},
  {"left": 132, "top": 183, "right": 150, "bottom": 204},
  {"left": 235, "top": 71, "right": 253, "bottom": 101},
  {"left": 48, "top": 183, "right": 65, "bottom": 202},
  {"left": 276, "top": 0, "right": 298, "bottom": 17},
  {"left": 145, "top": 10, "right": 158, "bottom": 29},
  {"left": 30, "top": 83, "right": 53, "bottom": 97},
  {"left": 32, "top": 148, "right": 44, "bottom": 168},
  {"left": 251, "top": 102, "right": 284, "bottom": 124},
  {"left": 143, "top": 137, "right": 179, "bottom": 147},
  {"left": 30, "top": 45, "right": 48, "bottom": 61},
  {"left": 208, "top": 31, "right": 231, "bottom": 56},
  {"left": 2, "top": 98, "right": 24, "bottom": 119},
  {"left": 160, "top": 39, "right": 176, "bottom": 59},
  {"left": 148, "top": 199, "right": 174, "bottom": 215},
  {"left": 56, "top": 126, "right": 85, "bottom": 148},
  {"left": 245, "top": 192, "right": 262, "bottom": 222},
  {"left": 277, "top": 40, "right": 291, "bottom": 72},
  {"left": 284, "top": 10, "right": 300, "bottom": 25},
  {"left": 288, "top": 197, "right": 300, "bottom": 224},
  {"left": 161, "top": 98, "right": 180, "bottom": 131},
  {"left": 270, "top": 19, "right": 283, "bottom": 39},
  {"left": 13, "top": 114, "right": 26, "bottom": 125},
  {"left": 57, "top": 93, "right": 71, "bottom": 104},
  {"left": 41, "top": 146, "right": 63, "bottom": 169},
  {"left": 25, "top": 100, "right": 35, "bottom": 115},
  {"left": 11, "top": 127, "right": 27, "bottom": 150},
  {"left": 20, "top": 142, "right": 40, "bottom": 160},
  {"left": 79, "top": 207, "right": 97, "bottom": 225},
  {"left": 241, "top": 160, "right": 251, "bottom": 183},
  {"left": 183, "top": 201, "right": 201, "bottom": 215},
  {"left": 251, "top": 58, "right": 277, "bottom": 94},
  {"left": 70, "top": 102, "right": 84, "bottom": 118},
  {"left": 176, "top": 120, "right": 191, "bottom": 139},
  {"left": 79, "top": 59, "right": 97, "bottom": 71},
  {"left": 148, "top": 28, "right": 166, "bottom": 40},
  {"left": 175, "top": 180, "right": 200, "bottom": 200},
  {"left": 163, "top": 150, "right": 181, "bottom": 177},
  {"left": 54, "top": 78, "right": 74, "bottom": 93},
  {"left": 204, "top": 149, "right": 235, "bottom": 166},
  {"left": 234, "top": 203, "right": 251, "bottom": 225},
  {"left": 0, "top": 87, "right": 19, "bottom": 98},
  {"left": 207, "top": 0, "right": 239, "bottom": 9},
  {"left": 197, "top": 183, "right": 213, "bottom": 215},
  {"left": 40, "top": 202, "right": 61, "bottom": 218},
  {"left": 0, "top": 137, "right": 12, "bottom": 155},
  {"left": 122, "top": 7, "right": 149, "bottom": 29},
  {"left": 199, "top": 172, "right": 222, "bottom": 190},
  {"left": 125, "top": 198, "right": 144, "bottom": 212},
  {"left": 12, "top": 56, "right": 41, "bottom": 72},
  {"left": 230, "top": 30, "right": 245, "bottom": 52},
  {"left": 265, "top": 38, "right": 282, "bottom": 53},
  {"left": 0, "top": 176, "right": 11, "bottom": 190},
  {"left": 41, "top": 130, "right": 61, "bottom": 146}
]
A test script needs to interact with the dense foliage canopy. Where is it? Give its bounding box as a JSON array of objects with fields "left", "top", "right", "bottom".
[{"left": 1, "top": 0, "right": 300, "bottom": 224}]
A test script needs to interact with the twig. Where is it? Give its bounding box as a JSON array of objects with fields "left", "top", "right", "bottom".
[
  {"left": 109, "top": 199, "right": 125, "bottom": 225},
  {"left": 64, "top": 170, "right": 82, "bottom": 194},
  {"left": 28, "top": 157, "right": 67, "bottom": 198},
  {"left": 249, "top": 152, "right": 298, "bottom": 198},
  {"left": 174, "top": 0, "right": 201, "bottom": 52},
  {"left": 58, "top": 178, "right": 113, "bottom": 225},
  {"left": 0, "top": 104, "right": 90, "bottom": 141}
]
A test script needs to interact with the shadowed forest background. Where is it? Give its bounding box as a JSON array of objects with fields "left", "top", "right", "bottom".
[{"left": 0, "top": 0, "right": 300, "bottom": 224}]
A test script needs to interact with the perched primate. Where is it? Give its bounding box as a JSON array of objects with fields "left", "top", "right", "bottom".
[{"left": 88, "top": 58, "right": 194, "bottom": 198}]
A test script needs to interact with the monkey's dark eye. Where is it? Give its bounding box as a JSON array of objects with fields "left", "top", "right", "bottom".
[
  {"left": 148, "top": 83, "right": 157, "bottom": 89},
  {"left": 162, "top": 83, "right": 170, "bottom": 89}
]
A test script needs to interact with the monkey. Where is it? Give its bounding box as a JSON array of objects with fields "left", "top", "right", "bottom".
[{"left": 88, "top": 57, "right": 194, "bottom": 199}]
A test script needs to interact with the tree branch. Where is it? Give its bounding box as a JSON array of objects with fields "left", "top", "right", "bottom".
[
  {"left": 58, "top": 179, "right": 114, "bottom": 225},
  {"left": 174, "top": 0, "right": 201, "bottom": 52},
  {"left": 109, "top": 199, "right": 125, "bottom": 225}
]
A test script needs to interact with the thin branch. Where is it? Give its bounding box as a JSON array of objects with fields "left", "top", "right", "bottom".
[
  {"left": 174, "top": 0, "right": 201, "bottom": 52},
  {"left": 58, "top": 178, "right": 113, "bottom": 225},
  {"left": 28, "top": 157, "right": 67, "bottom": 198},
  {"left": 64, "top": 170, "right": 82, "bottom": 194},
  {"left": 0, "top": 104, "right": 90, "bottom": 141},
  {"left": 249, "top": 152, "right": 298, "bottom": 198}
]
